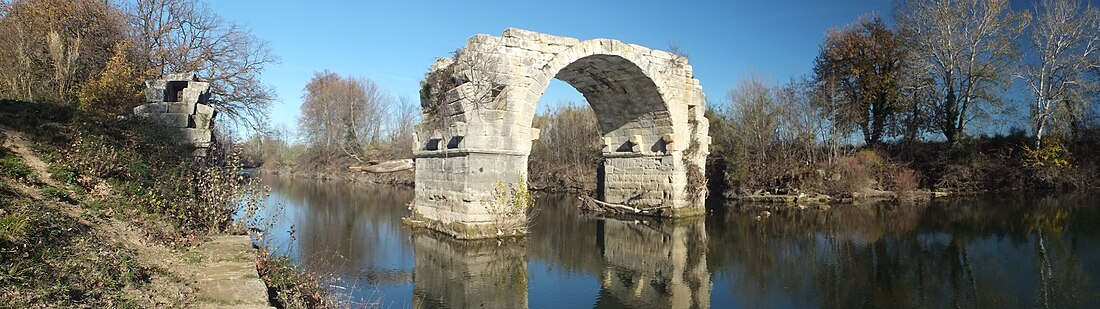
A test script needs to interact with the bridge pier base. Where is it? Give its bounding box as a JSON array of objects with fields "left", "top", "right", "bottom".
[
  {"left": 409, "top": 150, "right": 705, "bottom": 240},
  {"left": 409, "top": 151, "right": 531, "bottom": 240}
]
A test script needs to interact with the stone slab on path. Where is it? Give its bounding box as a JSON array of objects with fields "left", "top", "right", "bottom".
[{"left": 190, "top": 235, "right": 272, "bottom": 309}]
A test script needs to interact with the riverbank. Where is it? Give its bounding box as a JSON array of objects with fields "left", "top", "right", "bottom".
[
  {"left": 0, "top": 101, "right": 333, "bottom": 308},
  {"left": 0, "top": 123, "right": 268, "bottom": 307},
  {"left": 261, "top": 167, "right": 414, "bottom": 187}
]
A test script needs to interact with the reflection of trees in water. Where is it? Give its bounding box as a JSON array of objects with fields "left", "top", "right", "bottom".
[
  {"left": 526, "top": 193, "right": 604, "bottom": 275},
  {"left": 707, "top": 194, "right": 1100, "bottom": 308},
  {"left": 411, "top": 232, "right": 528, "bottom": 309},
  {"left": 261, "top": 174, "right": 415, "bottom": 286},
  {"left": 264, "top": 179, "right": 1100, "bottom": 308}
]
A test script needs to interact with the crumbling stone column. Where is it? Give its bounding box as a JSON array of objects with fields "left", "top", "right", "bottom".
[{"left": 133, "top": 72, "right": 217, "bottom": 157}]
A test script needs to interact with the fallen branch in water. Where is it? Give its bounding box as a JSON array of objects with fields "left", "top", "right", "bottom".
[
  {"left": 578, "top": 196, "right": 671, "bottom": 215},
  {"left": 349, "top": 159, "right": 414, "bottom": 173}
]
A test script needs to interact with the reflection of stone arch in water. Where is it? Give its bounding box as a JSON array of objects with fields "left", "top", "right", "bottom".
[
  {"left": 411, "top": 28, "right": 710, "bottom": 239},
  {"left": 411, "top": 232, "right": 529, "bottom": 308},
  {"left": 595, "top": 217, "right": 711, "bottom": 308}
]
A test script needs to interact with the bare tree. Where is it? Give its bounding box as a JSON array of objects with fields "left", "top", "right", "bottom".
[
  {"left": 896, "top": 0, "right": 1030, "bottom": 145},
  {"left": 298, "top": 71, "right": 390, "bottom": 166},
  {"left": 776, "top": 77, "right": 825, "bottom": 166},
  {"left": 386, "top": 96, "right": 419, "bottom": 158},
  {"left": 528, "top": 101, "right": 601, "bottom": 188},
  {"left": 1020, "top": 0, "right": 1100, "bottom": 147},
  {"left": 727, "top": 74, "right": 784, "bottom": 190},
  {"left": 127, "top": 0, "right": 277, "bottom": 129}
]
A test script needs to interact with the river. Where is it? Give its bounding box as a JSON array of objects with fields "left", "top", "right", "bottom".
[{"left": 258, "top": 174, "right": 1100, "bottom": 308}]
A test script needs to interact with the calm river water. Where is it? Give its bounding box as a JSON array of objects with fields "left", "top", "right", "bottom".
[{"left": 259, "top": 174, "right": 1100, "bottom": 308}]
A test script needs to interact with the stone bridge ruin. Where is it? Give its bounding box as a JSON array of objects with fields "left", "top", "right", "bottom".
[
  {"left": 134, "top": 72, "right": 216, "bottom": 157},
  {"left": 410, "top": 29, "right": 710, "bottom": 239}
]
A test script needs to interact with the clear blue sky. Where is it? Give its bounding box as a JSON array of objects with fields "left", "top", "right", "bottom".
[{"left": 208, "top": 0, "right": 898, "bottom": 135}]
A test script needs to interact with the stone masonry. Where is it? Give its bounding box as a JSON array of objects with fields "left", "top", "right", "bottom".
[
  {"left": 411, "top": 28, "right": 710, "bottom": 239},
  {"left": 133, "top": 72, "right": 217, "bottom": 157}
]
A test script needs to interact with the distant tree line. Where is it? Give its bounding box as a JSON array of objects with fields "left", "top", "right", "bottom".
[
  {"left": 238, "top": 71, "right": 418, "bottom": 175},
  {"left": 10, "top": 0, "right": 1096, "bottom": 194}
]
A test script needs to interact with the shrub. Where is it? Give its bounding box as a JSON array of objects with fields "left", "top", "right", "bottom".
[
  {"left": 855, "top": 149, "right": 885, "bottom": 168},
  {"left": 78, "top": 41, "right": 144, "bottom": 116},
  {"left": 884, "top": 165, "right": 919, "bottom": 193},
  {"left": 47, "top": 165, "right": 76, "bottom": 185},
  {"left": 0, "top": 211, "right": 29, "bottom": 243},
  {"left": 256, "top": 250, "right": 332, "bottom": 309},
  {"left": 1023, "top": 140, "right": 1070, "bottom": 168},
  {"left": 485, "top": 179, "right": 535, "bottom": 235},
  {"left": 827, "top": 155, "right": 872, "bottom": 194},
  {"left": 41, "top": 185, "right": 70, "bottom": 201}
]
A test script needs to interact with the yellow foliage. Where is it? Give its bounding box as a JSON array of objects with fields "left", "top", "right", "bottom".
[
  {"left": 855, "top": 149, "right": 885, "bottom": 167},
  {"left": 1024, "top": 140, "right": 1070, "bottom": 168},
  {"left": 78, "top": 41, "right": 143, "bottom": 116}
]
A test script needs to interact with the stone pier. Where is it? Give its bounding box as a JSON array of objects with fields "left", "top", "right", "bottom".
[{"left": 410, "top": 28, "right": 710, "bottom": 239}]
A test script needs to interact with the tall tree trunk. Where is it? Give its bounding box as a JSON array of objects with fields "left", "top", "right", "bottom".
[{"left": 943, "top": 85, "right": 959, "bottom": 145}]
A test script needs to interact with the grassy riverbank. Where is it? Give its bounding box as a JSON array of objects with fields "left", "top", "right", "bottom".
[{"left": 0, "top": 100, "right": 334, "bottom": 308}]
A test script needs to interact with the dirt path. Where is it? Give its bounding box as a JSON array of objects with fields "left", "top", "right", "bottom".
[{"left": 1, "top": 125, "right": 271, "bottom": 308}]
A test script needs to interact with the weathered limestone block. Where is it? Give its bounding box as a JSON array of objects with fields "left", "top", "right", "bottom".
[
  {"left": 133, "top": 102, "right": 169, "bottom": 114},
  {"left": 139, "top": 113, "right": 191, "bottom": 127},
  {"left": 167, "top": 102, "right": 196, "bottom": 114},
  {"left": 174, "top": 128, "right": 212, "bottom": 144},
  {"left": 193, "top": 113, "right": 214, "bottom": 130},
  {"left": 180, "top": 84, "right": 210, "bottom": 104}
]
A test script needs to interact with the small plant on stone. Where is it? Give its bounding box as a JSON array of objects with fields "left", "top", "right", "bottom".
[{"left": 485, "top": 178, "right": 535, "bottom": 236}]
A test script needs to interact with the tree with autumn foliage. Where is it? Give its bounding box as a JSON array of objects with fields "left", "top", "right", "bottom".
[
  {"left": 813, "top": 15, "right": 907, "bottom": 146},
  {"left": 78, "top": 41, "right": 145, "bottom": 116},
  {"left": 0, "top": 0, "right": 127, "bottom": 103}
]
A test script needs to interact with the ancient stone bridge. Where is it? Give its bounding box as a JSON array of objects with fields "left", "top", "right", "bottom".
[{"left": 410, "top": 29, "right": 710, "bottom": 239}]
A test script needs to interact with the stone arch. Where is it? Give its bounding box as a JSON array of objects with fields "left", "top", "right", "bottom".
[
  {"left": 520, "top": 48, "right": 674, "bottom": 155},
  {"left": 411, "top": 29, "right": 709, "bottom": 239}
]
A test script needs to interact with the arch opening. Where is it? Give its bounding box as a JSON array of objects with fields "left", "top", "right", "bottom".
[{"left": 547, "top": 54, "right": 674, "bottom": 155}]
